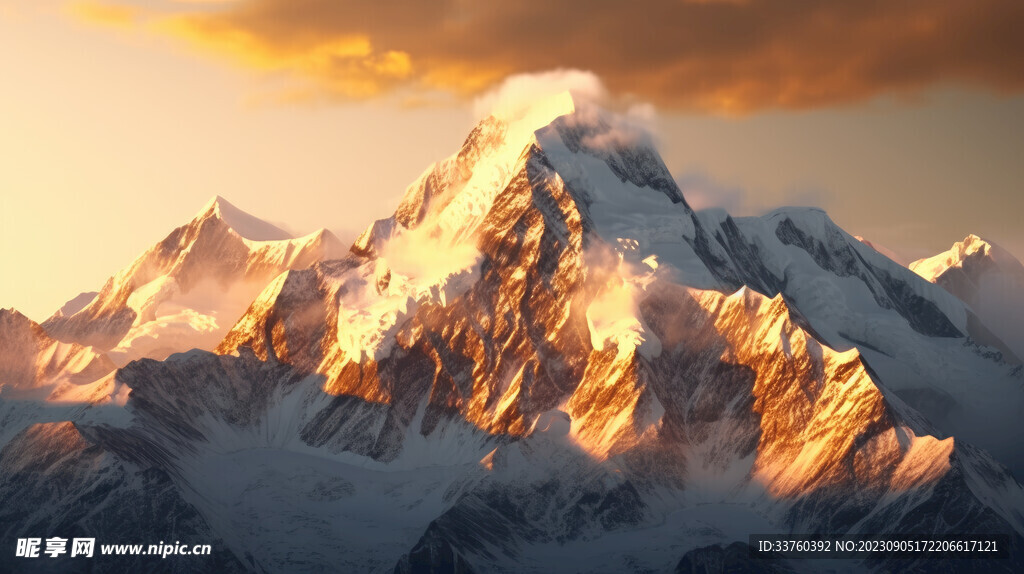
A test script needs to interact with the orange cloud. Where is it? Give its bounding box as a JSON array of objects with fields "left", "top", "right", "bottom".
[
  {"left": 155, "top": 13, "right": 412, "bottom": 99},
  {"left": 66, "top": 1, "right": 139, "bottom": 29},
  {"left": 69, "top": 0, "right": 1024, "bottom": 112}
]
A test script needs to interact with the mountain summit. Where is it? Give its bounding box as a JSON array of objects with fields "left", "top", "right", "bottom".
[
  {"left": 198, "top": 195, "right": 293, "bottom": 242},
  {"left": 41, "top": 196, "right": 345, "bottom": 363},
  {"left": 911, "top": 234, "right": 1024, "bottom": 282}
]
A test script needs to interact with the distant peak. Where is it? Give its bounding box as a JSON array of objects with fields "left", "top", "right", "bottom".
[
  {"left": 299, "top": 228, "right": 346, "bottom": 254},
  {"left": 203, "top": 194, "right": 230, "bottom": 210},
  {"left": 951, "top": 234, "right": 1023, "bottom": 270},
  {"left": 52, "top": 291, "right": 99, "bottom": 320},
  {"left": 955, "top": 234, "right": 989, "bottom": 255},
  {"left": 910, "top": 233, "right": 1009, "bottom": 281},
  {"left": 941, "top": 234, "right": 993, "bottom": 263},
  {"left": 0, "top": 307, "right": 33, "bottom": 325},
  {"left": 194, "top": 196, "right": 293, "bottom": 241}
]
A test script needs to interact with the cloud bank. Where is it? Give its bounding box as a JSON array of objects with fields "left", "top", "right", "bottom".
[{"left": 71, "top": 0, "right": 1024, "bottom": 113}]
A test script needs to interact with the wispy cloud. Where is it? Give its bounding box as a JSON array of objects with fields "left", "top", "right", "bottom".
[
  {"left": 67, "top": 0, "right": 1024, "bottom": 112},
  {"left": 675, "top": 171, "right": 830, "bottom": 215}
]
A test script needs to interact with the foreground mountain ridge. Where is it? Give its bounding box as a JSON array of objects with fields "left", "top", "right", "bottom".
[{"left": 2, "top": 93, "right": 1023, "bottom": 573}]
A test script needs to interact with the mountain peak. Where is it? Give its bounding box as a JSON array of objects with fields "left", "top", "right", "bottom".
[
  {"left": 51, "top": 292, "right": 99, "bottom": 321},
  {"left": 955, "top": 233, "right": 990, "bottom": 256},
  {"left": 0, "top": 307, "right": 31, "bottom": 324},
  {"left": 951, "top": 234, "right": 1022, "bottom": 268},
  {"left": 910, "top": 233, "right": 1009, "bottom": 281},
  {"left": 195, "top": 195, "right": 293, "bottom": 242},
  {"left": 487, "top": 89, "right": 578, "bottom": 126},
  {"left": 354, "top": 93, "right": 685, "bottom": 262},
  {"left": 41, "top": 195, "right": 343, "bottom": 354}
]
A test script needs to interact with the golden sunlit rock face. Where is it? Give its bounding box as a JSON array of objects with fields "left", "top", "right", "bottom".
[
  {"left": 222, "top": 140, "right": 595, "bottom": 438},
  {"left": 658, "top": 287, "right": 955, "bottom": 499},
  {"left": 217, "top": 107, "right": 960, "bottom": 513}
]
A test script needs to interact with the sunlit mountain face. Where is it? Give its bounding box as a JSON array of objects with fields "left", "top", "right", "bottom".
[{"left": 2, "top": 95, "right": 1024, "bottom": 573}]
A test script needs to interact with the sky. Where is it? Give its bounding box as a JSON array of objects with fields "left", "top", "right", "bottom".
[{"left": 2, "top": 1, "right": 1022, "bottom": 322}]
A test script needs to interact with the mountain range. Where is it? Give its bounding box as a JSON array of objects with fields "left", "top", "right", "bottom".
[{"left": 2, "top": 93, "right": 1023, "bottom": 573}]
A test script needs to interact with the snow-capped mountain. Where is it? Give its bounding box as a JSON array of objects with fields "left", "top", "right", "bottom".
[
  {"left": 0, "top": 308, "right": 114, "bottom": 402},
  {"left": 0, "top": 198, "right": 346, "bottom": 457},
  {"left": 912, "top": 234, "right": 1024, "bottom": 364},
  {"left": 687, "top": 208, "right": 1024, "bottom": 480},
  {"left": 49, "top": 291, "right": 99, "bottom": 322},
  {"left": 3, "top": 94, "right": 1023, "bottom": 573},
  {"left": 229, "top": 93, "right": 1024, "bottom": 478},
  {"left": 41, "top": 196, "right": 346, "bottom": 365}
]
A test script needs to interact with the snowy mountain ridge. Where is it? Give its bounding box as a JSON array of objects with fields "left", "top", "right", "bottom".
[
  {"left": 911, "top": 234, "right": 1012, "bottom": 282},
  {"left": 41, "top": 196, "right": 346, "bottom": 365}
]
